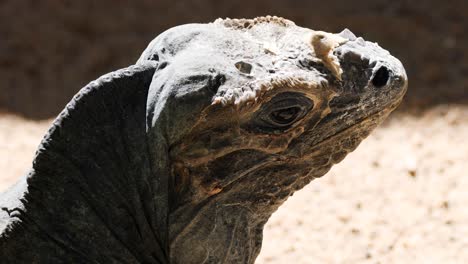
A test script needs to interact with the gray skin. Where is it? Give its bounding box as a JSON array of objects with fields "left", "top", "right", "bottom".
[{"left": 0, "top": 17, "right": 407, "bottom": 263}]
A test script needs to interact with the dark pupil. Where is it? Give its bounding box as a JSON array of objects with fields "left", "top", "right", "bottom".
[{"left": 271, "top": 107, "right": 300, "bottom": 124}]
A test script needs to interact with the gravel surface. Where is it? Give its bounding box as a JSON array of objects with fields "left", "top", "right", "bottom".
[{"left": 1, "top": 106, "right": 467, "bottom": 263}]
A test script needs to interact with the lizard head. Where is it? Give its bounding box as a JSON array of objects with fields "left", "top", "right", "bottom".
[{"left": 138, "top": 16, "right": 407, "bottom": 263}]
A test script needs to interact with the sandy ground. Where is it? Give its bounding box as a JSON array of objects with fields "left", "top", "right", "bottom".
[{"left": 0, "top": 106, "right": 467, "bottom": 263}]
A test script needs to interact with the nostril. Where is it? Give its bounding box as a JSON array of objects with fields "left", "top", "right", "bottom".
[{"left": 371, "top": 66, "right": 390, "bottom": 88}]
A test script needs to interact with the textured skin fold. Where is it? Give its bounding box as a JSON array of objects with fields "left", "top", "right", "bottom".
[{"left": 0, "top": 62, "right": 170, "bottom": 263}]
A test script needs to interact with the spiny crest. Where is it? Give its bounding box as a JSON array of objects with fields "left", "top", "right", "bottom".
[{"left": 214, "top": 16, "right": 295, "bottom": 30}]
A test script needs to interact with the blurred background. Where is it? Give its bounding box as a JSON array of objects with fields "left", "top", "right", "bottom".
[{"left": 0, "top": 0, "right": 467, "bottom": 263}]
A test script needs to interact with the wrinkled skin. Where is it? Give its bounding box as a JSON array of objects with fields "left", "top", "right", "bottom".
[{"left": 0, "top": 17, "right": 407, "bottom": 263}]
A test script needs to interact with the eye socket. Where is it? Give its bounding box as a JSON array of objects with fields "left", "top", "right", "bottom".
[
  {"left": 247, "top": 92, "right": 314, "bottom": 133},
  {"left": 269, "top": 106, "right": 302, "bottom": 125}
]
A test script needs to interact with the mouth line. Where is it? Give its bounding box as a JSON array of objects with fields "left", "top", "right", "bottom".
[
  {"left": 212, "top": 109, "right": 385, "bottom": 196},
  {"left": 208, "top": 93, "right": 404, "bottom": 198},
  {"left": 309, "top": 97, "right": 403, "bottom": 151}
]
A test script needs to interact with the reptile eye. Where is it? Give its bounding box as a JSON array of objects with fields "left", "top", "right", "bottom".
[
  {"left": 247, "top": 92, "right": 314, "bottom": 133},
  {"left": 269, "top": 106, "right": 302, "bottom": 125}
]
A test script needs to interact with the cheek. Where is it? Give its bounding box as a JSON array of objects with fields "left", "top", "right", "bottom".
[
  {"left": 170, "top": 124, "right": 305, "bottom": 168},
  {"left": 171, "top": 149, "right": 271, "bottom": 204}
]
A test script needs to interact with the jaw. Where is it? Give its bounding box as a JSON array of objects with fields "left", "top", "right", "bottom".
[
  {"left": 306, "top": 94, "right": 404, "bottom": 154},
  {"left": 167, "top": 99, "right": 400, "bottom": 264}
]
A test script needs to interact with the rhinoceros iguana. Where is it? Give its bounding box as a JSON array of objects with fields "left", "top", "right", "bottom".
[{"left": 0, "top": 16, "right": 407, "bottom": 263}]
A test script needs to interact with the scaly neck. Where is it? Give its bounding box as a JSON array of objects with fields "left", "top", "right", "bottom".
[{"left": 1, "top": 64, "right": 169, "bottom": 263}]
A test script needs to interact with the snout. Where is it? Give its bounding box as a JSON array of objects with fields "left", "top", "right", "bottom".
[
  {"left": 298, "top": 32, "right": 409, "bottom": 152},
  {"left": 334, "top": 35, "right": 408, "bottom": 100}
]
